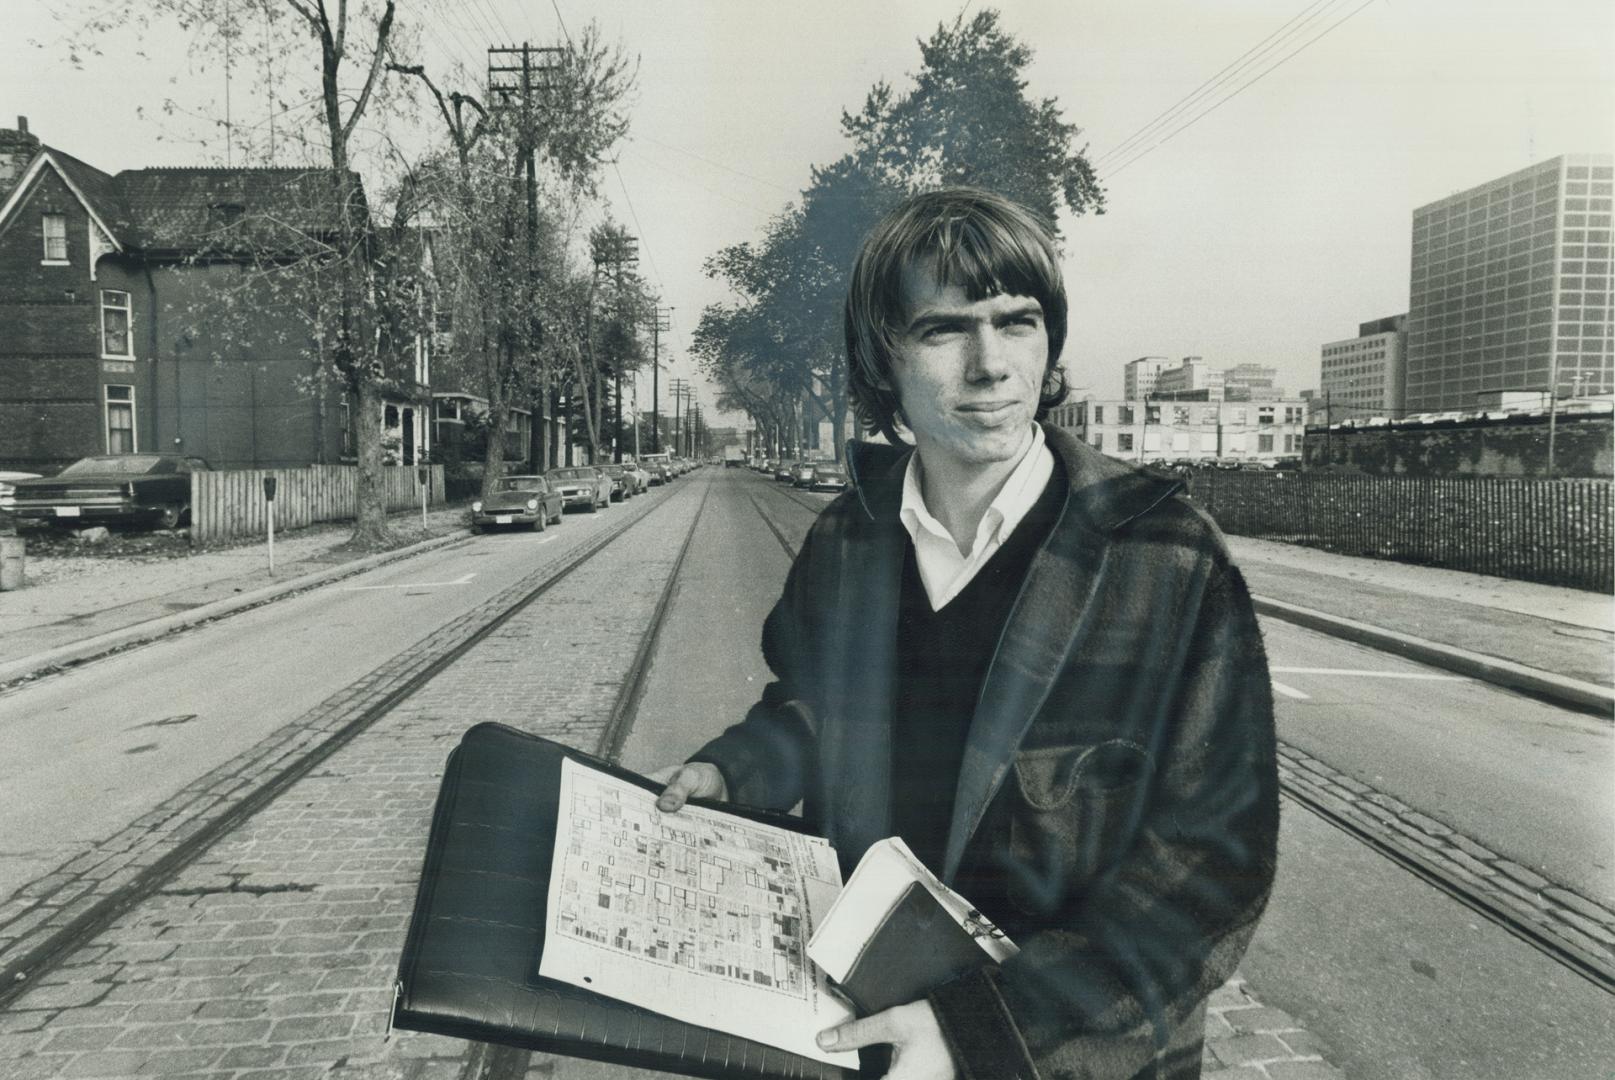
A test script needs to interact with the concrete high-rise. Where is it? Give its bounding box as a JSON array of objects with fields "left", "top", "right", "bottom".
[
  {"left": 1405, "top": 154, "right": 1612, "bottom": 412},
  {"left": 1320, "top": 314, "right": 1407, "bottom": 422},
  {"left": 1124, "top": 357, "right": 1169, "bottom": 399}
]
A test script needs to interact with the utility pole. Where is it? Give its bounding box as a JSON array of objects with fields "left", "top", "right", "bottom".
[
  {"left": 488, "top": 43, "right": 564, "bottom": 466},
  {"left": 590, "top": 229, "right": 638, "bottom": 463},
  {"left": 669, "top": 378, "right": 688, "bottom": 456},
  {"left": 647, "top": 307, "right": 672, "bottom": 452}
]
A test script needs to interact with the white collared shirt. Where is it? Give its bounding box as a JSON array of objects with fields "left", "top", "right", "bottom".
[{"left": 898, "top": 424, "right": 1055, "bottom": 611}]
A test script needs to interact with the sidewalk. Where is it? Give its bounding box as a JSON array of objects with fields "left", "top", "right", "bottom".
[
  {"left": 0, "top": 505, "right": 472, "bottom": 685},
  {"left": 1227, "top": 536, "right": 1613, "bottom": 699}
]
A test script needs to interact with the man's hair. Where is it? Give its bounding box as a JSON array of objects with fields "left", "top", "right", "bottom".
[{"left": 843, "top": 187, "right": 1070, "bottom": 445}]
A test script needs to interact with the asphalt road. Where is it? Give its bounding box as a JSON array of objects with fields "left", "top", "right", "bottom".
[{"left": 0, "top": 492, "right": 652, "bottom": 902}]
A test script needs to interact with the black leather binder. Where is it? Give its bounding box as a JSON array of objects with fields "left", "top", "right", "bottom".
[{"left": 391, "top": 722, "right": 854, "bottom": 1080}]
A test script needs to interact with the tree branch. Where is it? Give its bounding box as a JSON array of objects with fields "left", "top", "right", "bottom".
[{"left": 340, "top": 0, "right": 394, "bottom": 146}]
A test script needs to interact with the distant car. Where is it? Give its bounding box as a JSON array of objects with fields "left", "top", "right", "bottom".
[
  {"left": 808, "top": 463, "right": 848, "bottom": 493},
  {"left": 470, "top": 475, "right": 563, "bottom": 533},
  {"left": 775, "top": 460, "right": 797, "bottom": 482},
  {"left": 596, "top": 463, "right": 634, "bottom": 501},
  {"left": 792, "top": 462, "right": 817, "bottom": 488},
  {"left": 622, "top": 461, "right": 651, "bottom": 494},
  {"left": 9, "top": 454, "right": 210, "bottom": 529},
  {"left": 639, "top": 453, "right": 673, "bottom": 485},
  {"left": 548, "top": 466, "right": 611, "bottom": 512}
]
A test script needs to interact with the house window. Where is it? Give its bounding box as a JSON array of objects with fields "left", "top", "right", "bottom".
[
  {"left": 1118, "top": 433, "right": 1134, "bottom": 452},
  {"left": 105, "top": 385, "right": 136, "bottom": 453},
  {"left": 42, "top": 213, "right": 68, "bottom": 262},
  {"left": 1118, "top": 406, "right": 1135, "bottom": 425},
  {"left": 1091, "top": 433, "right": 1103, "bottom": 451},
  {"left": 1258, "top": 408, "right": 1275, "bottom": 427},
  {"left": 1258, "top": 433, "right": 1274, "bottom": 453},
  {"left": 1092, "top": 405, "right": 1103, "bottom": 424},
  {"left": 101, "top": 290, "right": 133, "bottom": 357}
]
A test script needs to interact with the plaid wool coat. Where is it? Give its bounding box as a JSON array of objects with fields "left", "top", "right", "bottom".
[{"left": 692, "top": 424, "right": 1280, "bottom": 1080}]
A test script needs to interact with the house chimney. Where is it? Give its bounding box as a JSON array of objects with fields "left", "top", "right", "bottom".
[{"left": 0, "top": 116, "right": 42, "bottom": 201}]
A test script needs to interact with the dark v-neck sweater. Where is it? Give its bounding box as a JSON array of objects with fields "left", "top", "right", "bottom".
[{"left": 891, "top": 459, "right": 1067, "bottom": 881}]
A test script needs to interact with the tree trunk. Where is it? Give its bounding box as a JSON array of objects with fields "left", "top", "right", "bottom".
[{"left": 351, "top": 379, "right": 390, "bottom": 545}]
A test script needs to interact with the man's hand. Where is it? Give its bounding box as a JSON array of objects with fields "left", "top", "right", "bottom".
[
  {"left": 650, "top": 763, "right": 727, "bottom": 812},
  {"left": 817, "top": 1001, "right": 956, "bottom": 1080}
]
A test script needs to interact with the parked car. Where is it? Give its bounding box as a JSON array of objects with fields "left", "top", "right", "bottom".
[
  {"left": 792, "top": 462, "right": 817, "bottom": 488},
  {"left": 0, "top": 471, "right": 42, "bottom": 512},
  {"left": 639, "top": 452, "right": 673, "bottom": 485},
  {"left": 808, "top": 463, "right": 848, "bottom": 493},
  {"left": 775, "top": 460, "right": 797, "bottom": 482},
  {"left": 622, "top": 460, "right": 651, "bottom": 494},
  {"left": 470, "top": 475, "right": 563, "bottom": 533},
  {"left": 596, "top": 463, "right": 634, "bottom": 501},
  {"left": 548, "top": 466, "right": 612, "bottom": 512},
  {"left": 9, "top": 454, "right": 210, "bottom": 529}
]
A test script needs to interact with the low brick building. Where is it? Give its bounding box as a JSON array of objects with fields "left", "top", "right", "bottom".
[{"left": 0, "top": 118, "right": 430, "bottom": 473}]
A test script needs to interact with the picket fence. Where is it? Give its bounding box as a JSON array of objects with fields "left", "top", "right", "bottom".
[{"left": 190, "top": 464, "right": 445, "bottom": 545}]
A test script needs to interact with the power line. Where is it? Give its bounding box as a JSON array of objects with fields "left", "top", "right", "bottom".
[
  {"left": 1093, "top": 0, "right": 1342, "bottom": 168},
  {"left": 1100, "top": 0, "right": 1378, "bottom": 181}
]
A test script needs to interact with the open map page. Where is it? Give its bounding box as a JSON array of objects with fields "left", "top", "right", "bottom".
[{"left": 539, "top": 757, "right": 858, "bottom": 1068}]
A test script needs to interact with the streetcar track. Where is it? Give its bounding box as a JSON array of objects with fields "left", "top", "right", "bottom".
[
  {"left": 470, "top": 478, "right": 716, "bottom": 1080},
  {"left": 0, "top": 480, "right": 701, "bottom": 1010},
  {"left": 741, "top": 469, "right": 1615, "bottom": 996}
]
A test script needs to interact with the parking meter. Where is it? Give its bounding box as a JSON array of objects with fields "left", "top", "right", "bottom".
[
  {"left": 263, "top": 475, "right": 277, "bottom": 574},
  {"left": 416, "top": 465, "right": 429, "bottom": 529}
]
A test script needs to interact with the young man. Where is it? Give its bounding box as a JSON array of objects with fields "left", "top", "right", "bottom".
[{"left": 657, "top": 188, "right": 1278, "bottom": 1080}]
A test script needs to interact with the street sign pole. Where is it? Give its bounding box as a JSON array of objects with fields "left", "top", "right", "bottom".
[{"left": 418, "top": 465, "right": 429, "bottom": 532}]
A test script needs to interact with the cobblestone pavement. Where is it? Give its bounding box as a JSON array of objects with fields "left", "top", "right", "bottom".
[{"left": 0, "top": 483, "right": 704, "bottom": 1079}]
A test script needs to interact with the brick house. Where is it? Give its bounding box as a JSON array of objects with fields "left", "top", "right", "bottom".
[{"left": 0, "top": 117, "right": 431, "bottom": 473}]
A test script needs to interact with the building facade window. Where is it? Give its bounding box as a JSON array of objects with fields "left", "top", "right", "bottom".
[
  {"left": 1258, "top": 433, "right": 1274, "bottom": 453},
  {"left": 42, "top": 212, "right": 68, "bottom": 262},
  {"left": 101, "top": 290, "right": 133, "bottom": 357},
  {"left": 1091, "top": 433, "right": 1103, "bottom": 451},
  {"left": 1118, "top": 433, "right": 1134, "bottom": 452},
  {"left": 1092, "top": 405, "right": 1103, "bottom": 424},
  {"left": 1118, "top": 406, "right": 1135, "bottom": 425},
  {"left": 105, "top": 385, "right": 136, "bottom": 453}
]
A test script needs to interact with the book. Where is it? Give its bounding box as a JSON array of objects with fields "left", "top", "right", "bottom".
[
  {"left": 391, "top": 723, "right": 857, "bottom": 1079},
  {"left": 808, "top": 837, "right": 1018, "bottom": 1016}
]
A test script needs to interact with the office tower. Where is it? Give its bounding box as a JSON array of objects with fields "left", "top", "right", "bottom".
[
  {"left": 1405, "top": 155, "right": 1612, "bottom": 412},
  {"left": 1124, "top": 357, "right": 1170, "bottom": 399},
  {"left": 1320, "top": 314, "right": 1407, "bottom": 422}
]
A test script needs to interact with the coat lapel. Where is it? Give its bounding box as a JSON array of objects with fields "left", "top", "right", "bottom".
[{"left": 940, "top": 427, "right": 1181, "bottom": 884}]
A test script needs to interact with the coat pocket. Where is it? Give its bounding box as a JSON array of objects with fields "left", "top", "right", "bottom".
[{"left": 1003, "top": 739, "right": 1154, "bottom": 917}]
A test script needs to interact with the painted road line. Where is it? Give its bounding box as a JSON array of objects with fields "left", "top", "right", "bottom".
[
  {"left": 342, "top": 572, "right": 477, "bottom": 591},
  {"left": 1271, "top": 681, "right": 1311, "bottom": 700},
  {"left": 1271, "top": 666, "right": 1467, "bottom": 681}
]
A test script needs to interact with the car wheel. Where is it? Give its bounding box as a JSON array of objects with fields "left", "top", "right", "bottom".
[
  {"left": 471, "top": 523, "right": 485, "bottom": 535},
  {"left": 532, "top": 515, "right": 545, "bottom": 532},
  {"left": 157, "top": 504, "right": 186, "bottom": 530},
  {"left": 549, "top": 506, "right": 562, "bottom": 525}
]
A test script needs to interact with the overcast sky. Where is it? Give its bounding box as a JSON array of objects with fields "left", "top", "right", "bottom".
[{"left": 4, "top": 0, "right": 1612, "bottom": 423}]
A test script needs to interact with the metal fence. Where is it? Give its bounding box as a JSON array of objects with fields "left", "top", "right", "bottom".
[
  {"left": 190, "top": 464, "right": 444, "bottom": 545},
  {"left": 1182, "top": 472, "right": 1614, "bottom": 593}
]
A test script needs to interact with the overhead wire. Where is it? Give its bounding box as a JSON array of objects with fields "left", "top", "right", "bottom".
[
  {"left": 1100, "top": 0, "right": 1378, "bottom": 181},
  {"left": 1092, "top": 0, "right": 1343, "bottom": 169}
]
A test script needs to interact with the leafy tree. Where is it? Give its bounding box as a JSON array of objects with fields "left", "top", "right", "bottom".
[{"left": 698, "top": 8, "right": 1104, "bottom": 459}]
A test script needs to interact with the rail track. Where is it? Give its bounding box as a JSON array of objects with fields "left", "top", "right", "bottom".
[
  {"left": 0, "top": 475, "right": 713, "bottom": 1017},
  {"left": 744, "top": 470, "right": 1615, "bottom": 996}
]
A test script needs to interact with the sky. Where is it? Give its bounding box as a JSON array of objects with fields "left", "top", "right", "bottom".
[{"left": 4, "top": 0, "right": 1612, "bottom": 427}]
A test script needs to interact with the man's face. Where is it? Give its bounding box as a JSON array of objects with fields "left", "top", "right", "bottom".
[{"left": 889, "top": 263, "right": 1049, "bottom": 474}]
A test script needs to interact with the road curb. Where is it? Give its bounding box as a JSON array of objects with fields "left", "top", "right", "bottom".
[
  {"left": 1252, "top": 594, "right": 1614, "bottom": 718},
  {"left": 0, "top": 527, "right": 472, "bottom": 687}
]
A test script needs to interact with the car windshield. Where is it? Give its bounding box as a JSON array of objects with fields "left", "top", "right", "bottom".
[
  {"left": 60, "top": 456, "right": 167, "bottom": 476},
  {"left": 599, "top": 466, "right": 623, "bottom": 475},
  {"left": 815, "top": 466, "right": 844, "bottom": 476},
  {"left": 495, "top": 476, "right": 544, "bottom": 492},
  {"left": 549, "top": 468, "right": 593, "bottom": 481}
]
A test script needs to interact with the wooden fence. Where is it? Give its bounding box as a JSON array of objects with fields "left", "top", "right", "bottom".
[
  {"left": 1182, "top": 472, "right": 1613, "bottom": 593},
  {"left": 190, "top": 465, "right": 445, "bottom": 545}
]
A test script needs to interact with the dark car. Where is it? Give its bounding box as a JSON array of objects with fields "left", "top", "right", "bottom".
[
  {"left": 548, "top": 466, "right": 612, "bottom": 512},
  {"left": 775, "top": 460, "right": 797, "bottom": 482},
  {"left": 808, "top": 463, "right": 848, "bottom": 493},
  {"left": 597, "top": 463, "right": 634, "bottom": 501},
  {"left": 639, "top": 453, "right": 673, "bottom": 485},
  {"left": 10, "top": 454, "right": 210, "bottom": 529},
  {"left": 792, "top": 462, "right": 817, "bottom": 488},
  {"left": 470, "top": 475, "right": 563, "bottom": 533}
]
